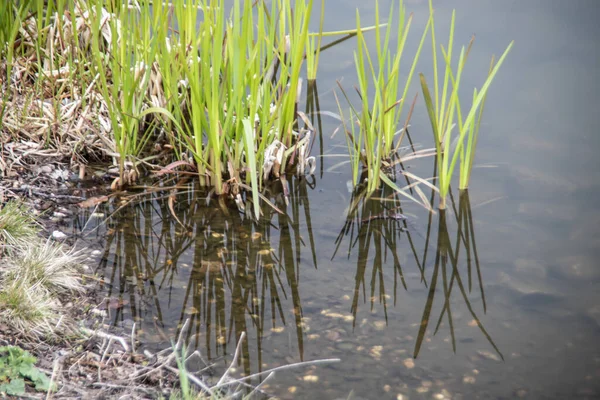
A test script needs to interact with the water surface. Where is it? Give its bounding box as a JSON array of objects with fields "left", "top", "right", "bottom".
[{"left": 74, "top": 1, "right": 600, "bottom": 398}]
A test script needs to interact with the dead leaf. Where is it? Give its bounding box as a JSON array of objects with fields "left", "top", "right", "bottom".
[{"left": 78, "top": 195, "right": 109, "bottom": 208}]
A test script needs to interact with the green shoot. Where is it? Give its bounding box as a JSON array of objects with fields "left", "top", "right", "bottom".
[
  {"left": 338, "top": 0, "right": 430, "bottom": 200},
  {"left": 420, "top": 0, "right": 513, "bottom": 208}
]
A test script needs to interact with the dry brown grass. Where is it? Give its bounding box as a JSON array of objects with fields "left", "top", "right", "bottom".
[
  {"left": 0, "top": 201, "right": 85, "bottom": 340},
  {"left": 0, "top": 1, "right": 115, "bottom": 170}
]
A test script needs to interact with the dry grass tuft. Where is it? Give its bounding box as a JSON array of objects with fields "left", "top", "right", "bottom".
[
  {"left": 0, "top": 280, "right": 62, "bottom": 339},
  {"left": 0, "top": 201, "right": 39, "bottom": 248},
  {"left": 0, "top": 1, "right": 114, "bottom": 167},
  {"left": 0, "top": 202, "right": 85, "bottom": 340},
  {"left": 6, "top": 239, "right": 86, "bottom": 295}
]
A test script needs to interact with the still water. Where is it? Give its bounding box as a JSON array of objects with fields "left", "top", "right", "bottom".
[{"left": 73, "top": 1, "right": 600, "bottom": 398}]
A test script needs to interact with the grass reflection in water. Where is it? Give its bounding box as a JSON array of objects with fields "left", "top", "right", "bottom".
[
  {"left": 76, "top": 164, "right": 502, "bottom": 390},
  {"left": 80, "top": 176, "right": 317, "bottom": 380},
  {"left": 332, "top": 175, "right": 502, "bottom": 360}
]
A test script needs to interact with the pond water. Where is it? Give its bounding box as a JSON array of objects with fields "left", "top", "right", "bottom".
[{"left": 72, "top": 1, "right": 600, "bottom": 398}]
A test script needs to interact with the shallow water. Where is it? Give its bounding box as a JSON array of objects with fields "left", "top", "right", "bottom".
[{"left": 74, "top": 1, "right": 600, "bottom": 398}]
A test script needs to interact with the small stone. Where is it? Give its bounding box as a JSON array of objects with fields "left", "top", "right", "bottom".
[
  {"left": 335, "top": 342, "right": 355, "bottom": 351},
  {"left": 463, "top": 376, "right": 476, "bottom": 384},
  {"left": 373, "top": 320, "right": 387, "bottom": 331},
  {"left": 303, "top": 375, "right": 319, "bottom": 382},
  {"left": 403, "top": 358, "right": 415, "bottom": 369},
  {"left": 370, "top": 346, "right": 383, "bottom": 360},
  {"left": 39, "top": 165, "right": 54, "bottom": 174},
  {"left": 50, "top": 169, "right": 69, "bottom": 181},
  {"left": 396, "top": 395, "right": 406, "bottom": 400},
  {"left": 383, "top": 384, "right": 391, "bottom": 392},
  {"left": 288, "top": 386, "right": 297, "bottom": 394},
  {"left": 271, "top": 326, "right": 284, "bottom": 333},
  {"left": 416, "top": 386, "right": 429, "bottom": 393},
  {"left": 52, "top": 230, "right": 67, "bottom": 240},
  {"left": 468, "top": 319, "right": 478, "bottom": 327}
]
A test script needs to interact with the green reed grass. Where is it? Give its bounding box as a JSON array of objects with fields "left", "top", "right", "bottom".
[
  {"left": 336, "top": 0, "right": 430, "bottom": 199},
  {"left": 419, "top": 0, "right": 513, "bottom": 209},
  {"left": 306, "top": 0, "right": 325, "bottom": 81},
  {"left": 90, "top": 0, "right": 170, "bottom": 186},
  {"left": 151, "top": 0, "right": 316, "bottom": 218},
  {"left": 0, "top": 1, "right": 31, "bottom": 127},
  {"left": 3, "top": 0, "right": 327, "bottom": 218}
]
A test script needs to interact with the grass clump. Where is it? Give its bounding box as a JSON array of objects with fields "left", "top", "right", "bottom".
[
  {"left": 0, "top": 201, "right": 85, "bottom": 340},
  {"left": 1, "top": 0, "right": 514, "bottom": 215},
  {"left": 1, "top": 0, "right": 336, "bottom": 218},
  {"left": 336, "top": 0, "right": 512, "bottom": 210},
  {"left": 0, "top": 282, "right": 59, "bottom": 339},
  {"left": 0, "top": 201, "right": 39, "bottom": 248},
  {"left": 7, "top": 239, "right": 85, "bottom": 295},
  {"left": 419, "top": 0, "right": 513, "bottom": 209},
  {"left": 336, "top": 0, "right": 432, "bottom": 207}
]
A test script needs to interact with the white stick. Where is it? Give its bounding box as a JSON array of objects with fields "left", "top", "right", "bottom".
[
  {"left": 213, "top": 358, "right": 341, "bottom": 390},
  {"left": 216, "top": 331, "right": 246, "bottom": 386}
]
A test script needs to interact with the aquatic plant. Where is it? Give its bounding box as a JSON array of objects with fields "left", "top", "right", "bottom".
[
  {"left": 306, "top": 0, "right": 326, "bottom": 81},
  {"left": 336, "top": 0, "right": 431, "bottom": 200},
  {"left": 419, "top": 0, "right": 513, "bottom": 209},
  {"left": 0, "top": 0, "right": 331, "bottom": 219},
  {"left": 90, "top": 0, "right": 167, "bottom": 187}
]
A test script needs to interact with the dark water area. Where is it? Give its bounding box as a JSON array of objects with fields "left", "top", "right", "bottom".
[{"left": 72, "top": 1, "right": 600, "bottom": 398}]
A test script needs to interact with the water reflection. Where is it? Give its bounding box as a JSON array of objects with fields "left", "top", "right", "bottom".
[
  {"left": 332, "top": 180, "right": 424, "bottom": 325},
  {"left": 77, "top": 166, "right": 503, "bottom": 394},
  {"left": 332, "top": 180, "right": 502, "bottom": 359},
  {"left": 83, "top": 177, "right": 317, "bottom": 378},
  {"left": 414, "top": 190, "right": 501, "bottom": 360}
]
